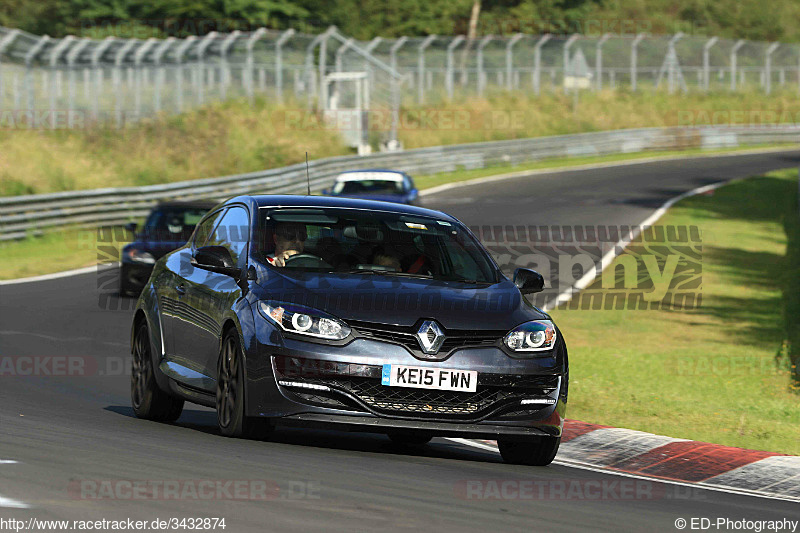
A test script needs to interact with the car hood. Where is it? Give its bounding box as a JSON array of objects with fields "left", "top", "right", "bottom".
[{"left": 251, "top": 264, "right": 548, "bottom": 330}]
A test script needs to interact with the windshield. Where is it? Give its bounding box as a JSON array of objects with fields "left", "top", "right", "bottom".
[
  {"left": 258, "top": 208, "right": 497, "bottom": 283},
  {"left": 143, "top": 206, "right": 209, "bottom": 240},
  {"left": 332, "top": 177, "right": 405, "bottom": 195}
]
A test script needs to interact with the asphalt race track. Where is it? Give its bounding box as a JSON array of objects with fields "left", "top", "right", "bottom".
[{"left": 2, "top": 150, "right": 800, "bottom": 531}]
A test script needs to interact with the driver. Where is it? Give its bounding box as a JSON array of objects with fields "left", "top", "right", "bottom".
[{"left": 267, "top": 222, "right": 307, "bottom": 267}]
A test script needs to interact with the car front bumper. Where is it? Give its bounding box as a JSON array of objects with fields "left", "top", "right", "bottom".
[{"left": 245, "top": 324, "right": 567, "bottom": 438}]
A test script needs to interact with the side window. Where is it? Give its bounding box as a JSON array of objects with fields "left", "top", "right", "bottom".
[
  {"left": 206, "top": 206, "right": 250, "bottom": 266},
  {"left": 192, "top": 209, "right": 225, "bottom": 249}
]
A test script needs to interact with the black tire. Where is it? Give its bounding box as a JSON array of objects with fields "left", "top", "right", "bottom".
[
  {"left": 498, "top": 436, "right": 560, "bottom": 466},
  {"left": 131, "top": 322, "right": 184, "bottom": 421},
  {"left": 216, "top": 330, "right": 273, "bottom": 439},
  {"left": 387, "top": 431, "right": 432, "bottom": 446}
]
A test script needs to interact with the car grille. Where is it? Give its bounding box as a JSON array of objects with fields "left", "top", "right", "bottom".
[
  {"left": 348, "top": 320, "right": 505, "bottom": 359},
  {"left": 275, "top": 357, "right": 559, "bottom": 420}
]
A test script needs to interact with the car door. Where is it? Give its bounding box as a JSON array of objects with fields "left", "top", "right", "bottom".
[
  {"left": 161, "top": 207, "right": 226, "bottom": 364},
  {"left": 175, "top": 205, "right": 250, "bottom": 382}
]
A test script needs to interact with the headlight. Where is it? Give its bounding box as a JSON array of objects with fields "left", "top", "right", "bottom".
[
  {"left": 258, "top": 301, "right": 351, "bottom": 340},
  {"left": 503, "top": 320, "right": 557, "bottom": 353},
  {"left": 124, "top": 247, "right": 156, "bottom": 264}
]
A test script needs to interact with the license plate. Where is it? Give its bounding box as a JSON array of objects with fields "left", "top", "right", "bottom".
[{"left": 381, "top": 364, "right": 477, "bottom": 393}]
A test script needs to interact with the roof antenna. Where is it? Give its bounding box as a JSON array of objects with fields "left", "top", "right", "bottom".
[{"left": 305, "top": 152, "right": 311, "bottom": 196}]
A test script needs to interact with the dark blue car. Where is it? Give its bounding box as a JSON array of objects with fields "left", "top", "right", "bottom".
[
  {"left": 322, "top": 169, "right": 419, "bottom": 205},
  {"left": 130, "top": 195, "right": 568, "bottom": 465},
  {"left": 120, "top": 201, "right": 216, "bottom": 296}
]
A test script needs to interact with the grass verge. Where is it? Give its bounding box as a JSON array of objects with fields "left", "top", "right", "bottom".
[{"left": 550, "top": 168, "right": 800, "bottom": 454}]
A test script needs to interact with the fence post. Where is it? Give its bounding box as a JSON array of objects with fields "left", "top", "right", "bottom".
[
  {"left": 195, "top": 32, "right": 218, "bottom": 105},
  {"left": 334, "top": 37, "right": 355, "bottom": 105},
  {"left": 246, "top": 28, "right": 267, "bottom": 105},
  {"left": 90, "top": 36, "right": 114, "bottom": 122},
  {"left": 730, "top": 39, "right": 745, "bottom": 91},
  {"left": 173, "top": 36, "right": 197, "bottom": 114},
  {"left": 66, "top": 37, "right": 92, "bottom": 128},
  {"left": 304, "top": 26, "right": 336, "bottom": 109},
  {"left": 595, "top": 33, "right": 611, "bottom": 92},
  {"left": 24, "top": 35, "right": 50, "bottom": 116},
  {"left": 533, "top": 34, "right": 551, "bottom": 95},
  {"left": 133, "top": 38, "right": 158, "bottom": 122},
  {"left": 702, "top": 37, "right": 718, "bottom": 92},
  {"left": 0, "top": 30, "right": 20, "bottom": 111},
  {"left": 630, "top": 33, "right": 645, "bottom": 92},
  {"left": 275, "top": 29, "right": 294, "bottom": 103},
  {"left": 445, "top": 36, "right": 464, "bottom": 99},
  {"left": 49, "top": 36, "right": 76, "bottom": 129},
  {"left": 477, "top": 35, "right": 493, "bottom": 97},
  {"left": 563, "top": 34, "right": 579, "bottom": 95},
  {"left": 219, "top": 30, "right": 241, "bottom": 101},
  {"left": 151, "top": 37, "right": 175, "bottom": 114},
  {"left": 765, "top": 42, "right": 779, "bottom": 94},
  {"left": 418, "top": 35, "right": 437, "bottom": 104},
  {"left": 505, "top": 33, "right": 523, "bottom": 91}
]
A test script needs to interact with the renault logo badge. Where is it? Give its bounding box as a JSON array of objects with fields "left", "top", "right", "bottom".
[{"left": 416, "top": 320, "right": 445, "bottom": 355}]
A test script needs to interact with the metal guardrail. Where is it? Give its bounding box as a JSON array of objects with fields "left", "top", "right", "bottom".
[{"left": 1, "top": 125, "right": 798, "bottom": 241}]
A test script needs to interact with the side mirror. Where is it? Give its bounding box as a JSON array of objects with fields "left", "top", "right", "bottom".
[
  {"left": 192, "top": 245, "right": 240, "bottom": 278},
  {"left": 125, "top": 222, "right": 137, "bottom": 234},
  {"left": 513, "top": 268, "right": 544, "bottom": 294}
]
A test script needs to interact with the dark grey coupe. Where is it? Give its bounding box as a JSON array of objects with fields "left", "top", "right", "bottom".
[{"left": 130, "top": 195, "right": 568, "bottom": 465}]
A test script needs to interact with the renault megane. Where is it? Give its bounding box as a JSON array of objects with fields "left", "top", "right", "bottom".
[{"left": 130, "top": 195, "right": 568, "bottom": 465}]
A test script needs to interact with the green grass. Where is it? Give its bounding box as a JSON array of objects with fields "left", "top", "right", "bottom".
[
  {"left": 551, "top": 168, "right": 800, "bottom": 454},
  {"left": 6, "top": 89, "right": 800, "bottom": 196}
]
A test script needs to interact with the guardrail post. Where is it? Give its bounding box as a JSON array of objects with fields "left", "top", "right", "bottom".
[
  {"left": 275, "top": 29, "right": 294, "bottom": 103},
  {"left": 533, "top": 34, "right": 551, "bottom": 95},
  {"left": 563, "top": 34, "right": 579, "bottom": 95},
  {"left": 445, "top": 36, "right": 464, "bottom": 99},
  {"left": 702, "top": 37, "right": 718, "bottom": 92},
  {"left": 477, "top": 35, "right": 493, "bottom": 97},
  {"left": 595, "top": 33, "right": 611, "bottom": 92},
  {"left": 630, "top": 33, "right": 645, "bottom": 92},
  {"left": 505, "top": 33, "right": 523, "bottom": 91},
  {"left": 730, "top": 39, "right": 745, "bottom": 91},
  {"left": 765, "top": 42, "right": 779, "bottom": 94},
  {"left": 418, "top": 35, "right": 436, "bottom": 104}
]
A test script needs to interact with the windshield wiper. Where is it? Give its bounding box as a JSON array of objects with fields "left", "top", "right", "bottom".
[{"left": 339, "top": 269, "right": 433, "bottom": 279}]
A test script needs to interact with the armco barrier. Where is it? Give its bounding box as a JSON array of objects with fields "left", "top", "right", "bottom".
[{"left": 1, "top": 125, "right": 799, "bottom": 241}]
